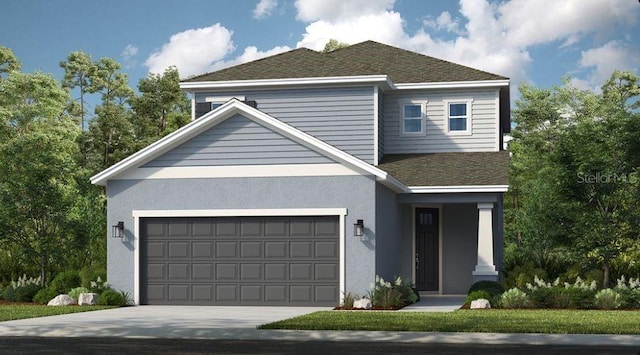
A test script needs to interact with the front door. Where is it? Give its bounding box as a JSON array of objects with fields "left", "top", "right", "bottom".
[{"left": 415, "top": 208, "right": 439, "bottom": 291}]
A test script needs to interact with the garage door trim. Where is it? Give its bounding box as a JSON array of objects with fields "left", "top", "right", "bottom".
[{"left": 131, "top": 208, "right": 347, "bottom": 305}]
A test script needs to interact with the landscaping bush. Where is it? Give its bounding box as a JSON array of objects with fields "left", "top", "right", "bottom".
[
  {"left": 49, "top": 271, "right": 81, "bottom": 294},
  {"left": 465, "top": 290, "right": 494, "bottom": 307},
  {"left": 614, "top": 276, "right": 640, "bottom": 309},
  {"left": 2, "top": 287, "right": 16, "bottom": 302},
  {"left": 88, "top": 276, "right": 109, "bottom": 294},
  {"left": 14, "top": 283, "right": 41, "bottom": 302},
  {"left": 468, "top": 280, "right": 505, "bottom": 298},
  {"left": 80, "top": 268, "right": 107, "bottom": 289},
  {"left": 368, "top": 275, "right": 417, "bottom": 309},
  {"left": 98, "top": 288, "right": 129, "bottom": 306},
  {"left": 341, "top": 292, "right": 358, "bottom": 309},
  {"left": 594, "top": 289, "right": 622, "bottom": 310},
  {"left": 68, "top": 287, "right": 90, "bottom": 302},
  {"left": 525, "top": 276, "right": 597, "bottom": 309},
  {"left": 499, "top": 288, "right": 530, "bottom": 309},
  {"left": 33, "top": 287, "right": 58, "bottom": 305}
]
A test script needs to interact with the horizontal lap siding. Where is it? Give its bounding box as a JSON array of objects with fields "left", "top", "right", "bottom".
[
  {"left": 144, "top": 114, "right": 333, "bottom": 167},
  {"left": 383, "top": 89, "right": 499, "bottom": 153},
  {"left": 196, "top": 87, "right": 375, "bottom": 163}
]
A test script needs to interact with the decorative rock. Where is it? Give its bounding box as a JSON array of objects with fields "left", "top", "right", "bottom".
[
  {"left": 78, "top": 293, "right": 99, "bottom": 306},
  {"left": 470, "top": 299, "right": 491, "bottom": 309},
  {"left": 47, "top": 294, "right": 75, "bottom": 306},
  {"left": 353, "top": 298, "right": 372, "bottom": 310}
]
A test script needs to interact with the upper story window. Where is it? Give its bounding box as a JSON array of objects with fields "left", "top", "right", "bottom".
[
  {"left": 401, "top": 101, "right": 426, "bottom": 135},
  {"left": 195, "top": 95, "right": 246, "bottom": 119},
  {"left": 446, "top": 100, "right": 472, "bottom": 135}
]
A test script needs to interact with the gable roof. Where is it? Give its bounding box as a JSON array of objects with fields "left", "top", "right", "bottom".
[
  {"left": 183, "top": 41, "right": 507, "bottom": 84},
  {"left": 90, "top": 99, "right": 406, "bottom": 192},
  {"left": 378, "top": 152, "right": 509, "bottom": 192}
]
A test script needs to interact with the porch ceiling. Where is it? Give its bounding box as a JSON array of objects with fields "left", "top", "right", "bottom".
[{"left": 378, "top": 151, "right": 509, "bottom": 187}]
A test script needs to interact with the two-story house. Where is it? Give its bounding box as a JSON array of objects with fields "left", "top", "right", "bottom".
[{"left": 91, "top": 41, "right": 510, "bottom": 306}]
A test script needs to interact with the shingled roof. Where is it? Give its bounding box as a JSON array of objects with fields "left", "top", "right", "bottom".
[
  {"left": 183, "top": 41, "right": 507, "bottom": 84},
  {"left": 378, "top": 151, "right": 509, "bottom": 187}
]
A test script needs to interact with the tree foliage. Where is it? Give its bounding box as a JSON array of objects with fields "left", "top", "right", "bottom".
[{"left": 322, "top": 39, "right": 350, "bottom": 53}]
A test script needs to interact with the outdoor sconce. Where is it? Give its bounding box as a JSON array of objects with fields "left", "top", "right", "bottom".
[
  {"left": 112, "top": 221, "right": 124, "bottom": 239},
  {"left": 354, "top": 219, "right": 364, "bottom": 237}
]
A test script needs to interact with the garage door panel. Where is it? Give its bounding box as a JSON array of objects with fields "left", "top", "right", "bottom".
[
  {"left": 240, "top": 241, "right": 262, "bottom": 258},
  {"left": 168, "top": 242, "right": 189, "bottom": 258},
  {"left": 216, "top": 242, "right": 238, "bottom": 258},
  {"left": 216, "top": 263, "right": 238, "bottom": 280},
  {"left": 240, "top": 264, "right": 262, "bottom": 280},
  {"left": 192, "top": 263, "right": 214, "bottom": 279},
  {"left": 168, "top": 263, "right": 189, "bottom": 280},
  {"left": 192, "top": 242, "right": 213, "bottom": 258},
  {"left": 290, "top": 241, "right": 312, "bottom": 258},
  {"left": 141, "top": 216, "right": 339, "bottom": 306},
  {"left": 315, "top": 241, "right": 337, "bottom": 258},
  {"left": 265, "top": 242, "right": 286, "bottom": 258}
]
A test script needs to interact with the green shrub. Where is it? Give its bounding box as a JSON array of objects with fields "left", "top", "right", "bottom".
[
  {"left": 14, "top": 284, "right": 42, "bottom": 302},
  {"left": 98, "top": 288, "right": 129, "bottom": 306},
  {"left": 594, "top": 288, "right": 622, "bottom": 310},
  {"left": 341, "top": 292, "right": 358, "bottom": 309},
  {"left": 614, "top": 276, "right": 640, "bottom": 309},
  {"left": 468, "top": 280, "right": 505, "bottom": 298},
  {"left": 499, "top": 288, "right": 530, "bottom": 309},
  {"left": 368, "top": 275, "right": 416, "bottom": 309},
  {"left": 465, "top": 290, "right": 493, "bottom": 306},
  {"left": 68, "top": 287, "right": 91, "bottom": 302},
  {"left": 2, "top": 287, "right": 16, "bottom": 302},
  {"left": 33, "top": 287, "right": 58, "bottom": 305},
  {"left": 562, "top": 287, "right": 595, "bottom": 309},
  {"left": 50, "top": 271, "right": 81, "bottom": 294},
  {"left": 80, "top": 268, "right": 107, "bottom": 289}
]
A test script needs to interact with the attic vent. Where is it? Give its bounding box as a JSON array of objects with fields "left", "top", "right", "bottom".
[{"left": 194, "top": 97, "right": 258, "bottom": 119}]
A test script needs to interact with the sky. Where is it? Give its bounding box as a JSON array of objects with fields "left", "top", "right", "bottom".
[{"left": 2, "top": 0, "right": 639, "bottom": 100}]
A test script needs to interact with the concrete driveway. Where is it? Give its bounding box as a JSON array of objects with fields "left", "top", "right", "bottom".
[{"left": 0, "top": 306, "right": 327, "bottom": 339}]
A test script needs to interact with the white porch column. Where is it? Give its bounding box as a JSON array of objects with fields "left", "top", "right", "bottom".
[{"left": 473, "top": 202, "right": 498, "bottom": 280}]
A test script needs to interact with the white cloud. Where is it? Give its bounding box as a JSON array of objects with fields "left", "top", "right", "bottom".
[
  {"left": 145, "top": 24, "right": 235, "bottom": 77},
  {"left": 295, "top": 0, "right": 394, "bottom": 22},
  {"left": 121, "top": 44, "right": 138, "bottom": 60},
  {"left": 253, "top": 0, "right": 278, "bottom": 19},
  {"left": 578, "top": 41, "right": 640, "bottom": 87},
  {"left": 293, "top": 0, "right": 639, "bottom": 90},
  {"left": 210, "top": 45, "right": 291, "bottom": 71}
]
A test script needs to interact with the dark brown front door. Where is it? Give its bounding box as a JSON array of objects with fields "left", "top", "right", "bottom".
[{"left": 415, "top": 208, "right": 439, "bottom": 291}]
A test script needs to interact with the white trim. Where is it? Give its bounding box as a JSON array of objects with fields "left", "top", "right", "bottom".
[
  {"left": 445, "top": 99, "right": 473, "bottom": 136},
  {"left": 394, "top": 80, "right": 509, "bottom": 90},
  {"left": 411, "top": 205, "right": 443, "bottom": 294},
  {"left": 373, "top": 86, "right": 379, "bottom": 166},
  {"left": 181, "top": 75, "right": 391, "bottom": 90},
  {"left": 494, "top": 89, "right": 501, "bottom": 152},
  {"left": 408, "top": 185, "right": 509, "bottom": 193},
  {"left": 91, "top": 99, "right": 407, "bottom": 193},
  {"left": 131, "top": 208, "right": 347, "bottom": 306},
  {"left": 179, "top": 75, "right": 509, "bottom": 92},
  {"left": 190, "top": 93, "right": 195, "bottom": 121},
  {"left": 113, "top": 164, "right": 360, "bottom": 180},
  {"left": 204, "top": 95, "right": 245, "bottom": 103},
  {"left": 400, "top": 99, "right": 427, "bottom": 136}
]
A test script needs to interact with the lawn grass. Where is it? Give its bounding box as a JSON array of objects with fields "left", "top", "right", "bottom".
[
  {"left": 0, "top": 305, "right": 116, "bottom": 322},
  {"left": 259, "top": 309, "right": 640, "bottom": 335}
]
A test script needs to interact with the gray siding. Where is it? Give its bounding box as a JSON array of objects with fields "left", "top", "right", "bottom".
[
  {"left": 107, "top": 175, "right": 377, "bottom": 301},
  {"left": 442, "top": 204, "right": 477, "bottom": 294},
  {"left": 195, "top": 87, "right": 375, "bottom": 163},
  {"left": 383, "top": 89, "right": 499, "bottom": 154},
  {"left": 144, "top": 114, "right": 333, "bottom": 167}
]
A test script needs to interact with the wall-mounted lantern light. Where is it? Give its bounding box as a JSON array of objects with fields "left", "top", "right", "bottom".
[
  {"left": 354, "top": 219, "right": 364, "bottom": 237},
  {"left": 112, "top": 221, "right": 124, "bottom": 238}
]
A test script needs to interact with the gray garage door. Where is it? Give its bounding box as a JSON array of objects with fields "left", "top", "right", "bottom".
[{"left": 140, "top": 216, "right": 339, "bottom": 306}]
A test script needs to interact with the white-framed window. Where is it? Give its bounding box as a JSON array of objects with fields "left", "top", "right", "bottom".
[
  {"left": 446, "top": 100, "right": 472, "bottom": 135},
  {"left": 401, "top": 101, "right": 426, "bottom": 135},
  {"left": 195, "top": 95, "right": 246, "bottom": 118}
]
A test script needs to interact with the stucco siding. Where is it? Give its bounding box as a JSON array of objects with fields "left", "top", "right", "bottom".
[
  {"left": 442, "top": 204, "right": 478, "bottom": 294},
  {"left": 383, "top": 88, "right": 499, "bottom": 153},
  {"left": 374, "top": 183, "right": 404, "bottom": 283},
  {"left": 106, "top": 175, "right": 377, "bottom": 300},
  {"left": 195, "top": 87, "right": 374, "bottom": 163},
  {"left": 143, "top": 114, "right": 334, "bottom": 167}
]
